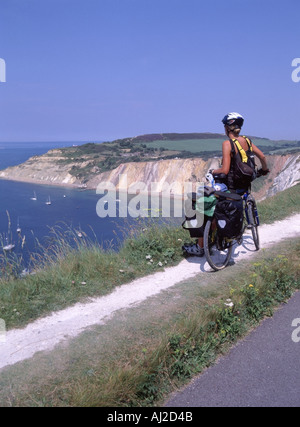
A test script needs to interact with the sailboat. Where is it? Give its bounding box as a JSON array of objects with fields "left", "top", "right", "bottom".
[
  {"left": 16, "top": 217, "right": 21, "bottom": 233},
  {"left": 3, "top": 211, "right": 15, "bottom": 251},
  {"left": 76, "top": 224, "right": 83, "bottom": 238},
  {"left": 30, "top": 191, "right": 37, "bottom": 201},
  {"left": 3, "top": 237, "right": 15, "bottom": 252},
  {"left": 45, "top": 196, "right": 51, "bottom": 205}
]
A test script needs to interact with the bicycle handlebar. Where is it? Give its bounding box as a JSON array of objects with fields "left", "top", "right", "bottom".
[
  {"left": 256, "top": 168, "right": 270, "bottom": 178},
  {"left": 210, "top": 169, "right": 269, "bottom": 180}
]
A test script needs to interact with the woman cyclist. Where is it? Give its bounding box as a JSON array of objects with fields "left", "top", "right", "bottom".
[
  {"left": 183, "top": 112, "right": 269, "bottom": 256},
  {"left": 212, "top": 112, "right": 269, "bottom": 190}
]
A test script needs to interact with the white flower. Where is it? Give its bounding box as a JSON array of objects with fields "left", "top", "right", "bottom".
[
  {"left": 158, "top": 261, "right": 163, "bottom": 267},
  {"left": 146, "top": 255, "right": 152, "bottom": 260},
  {"left": 224, "top": 298, "right": 234, "bottom": 307}
]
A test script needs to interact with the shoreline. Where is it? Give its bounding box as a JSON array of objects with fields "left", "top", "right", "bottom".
[{"left": 0, "top": 176, "right": 190, "bottom": 200}]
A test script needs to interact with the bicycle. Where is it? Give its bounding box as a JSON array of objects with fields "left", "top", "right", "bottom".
[{"left": 203, "top": 170, "right": 263, "bottom": 271}]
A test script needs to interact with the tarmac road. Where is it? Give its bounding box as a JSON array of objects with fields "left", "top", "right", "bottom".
[{"left": 165, "top": 290, "right": 300, "bottom": 407}]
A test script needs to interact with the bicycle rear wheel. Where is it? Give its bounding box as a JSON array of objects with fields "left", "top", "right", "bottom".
[
  {"left": 247, "top": 201, "right": 260, "bottom": 250},
  {"left": 203, "top": 219, "right": 233, "bottom": 271}
]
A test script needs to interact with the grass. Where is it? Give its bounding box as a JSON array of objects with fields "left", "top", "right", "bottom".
[
  {"left": 258, "top": 182, "right": 300, "bottom": 223},
  {"left": 0, "top": 219, "right": 187, "bottom": 330}
]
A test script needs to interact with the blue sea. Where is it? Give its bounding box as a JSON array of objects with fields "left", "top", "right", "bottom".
[{"left": 0, "top": 141, "right": 182, "bottom": 269}]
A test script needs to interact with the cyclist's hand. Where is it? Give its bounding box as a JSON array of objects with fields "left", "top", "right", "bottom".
[{"left": 257, "top": 168, "right": 270, "bottom": 176}]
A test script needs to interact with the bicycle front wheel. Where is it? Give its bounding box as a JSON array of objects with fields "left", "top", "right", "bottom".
[
  {"left": 203, "top": 219, "right": 233, "bottom": 271},
  {"left": 247, "top": 201, "right": 260, "bottom": 250}
]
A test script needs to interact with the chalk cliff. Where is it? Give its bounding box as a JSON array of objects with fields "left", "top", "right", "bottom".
[{"left": 0, "top": 149, "right": 299, "bottom": 198}]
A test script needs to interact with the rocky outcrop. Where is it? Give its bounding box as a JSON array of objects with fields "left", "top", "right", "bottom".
[
  {"left": 266, "top": 154, "right": 300, "bottom": 197},
  {"left": 0, "top": 150, "right": 81, "bottom": 186}
]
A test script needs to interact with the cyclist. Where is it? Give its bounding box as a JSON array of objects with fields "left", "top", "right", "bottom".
[
  {"left": 182, "top": 112, "right": 269, "bottom": 257},
  {"left": 212, "top": 112, "right": 269, "bottom": 190}
]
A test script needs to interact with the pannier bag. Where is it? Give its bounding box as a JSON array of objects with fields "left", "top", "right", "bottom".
[
  {"left": 182, "top": 191, "right": 217, "bottom": 238},
  {"left": 214, "top": 198, "right": 244, "bottom": 239}
]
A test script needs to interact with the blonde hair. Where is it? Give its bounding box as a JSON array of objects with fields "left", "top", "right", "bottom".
[
  {"left": 232, "top": 128, "right": 241, "bottom": 136},
  {"left": 226, "top": 124, "right": 241, "bottom": 136}
]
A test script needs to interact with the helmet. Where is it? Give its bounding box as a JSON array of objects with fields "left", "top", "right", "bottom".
[{"left": 222, "top": 112, "right": 244, "bottom": 129}]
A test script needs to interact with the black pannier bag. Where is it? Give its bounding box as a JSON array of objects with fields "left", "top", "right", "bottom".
[
  {"left": 182, "top": 190, "right": 217, "bottom": 238},
  {"left": 214, "top": 198, "right": 244, "bottom": 239}
]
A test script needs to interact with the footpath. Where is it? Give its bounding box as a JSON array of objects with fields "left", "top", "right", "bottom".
[{"left": 165, "top": 290, "right": 300, "bottom": 407}]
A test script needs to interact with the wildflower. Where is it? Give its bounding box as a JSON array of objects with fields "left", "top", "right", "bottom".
[
  {"left": 81, "top": 281, "right": 86, "bottom": 285},
  {"left": 158, "top": 261, "right": 163, "bottom": 267},
  {"left": 119, "top": 269, "right": 125, "bottom": 273},
  {"left": 145, "top": 254, "right": 152, "bottom": 260},
  {"left": 224, "top": 298, "right": 234, "bottom": 307},
  {"left": 177, "top": 238, "right": 182, "bottom": 242},
  {"left": 249, "top": 284, "right": 254, "bottom": 288}
]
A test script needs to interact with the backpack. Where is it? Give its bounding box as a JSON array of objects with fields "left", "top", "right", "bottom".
[
  {"left": 214, "top": 197, "right": 244, "bottom": 239},
  {"left": 229, "top": 136, "right": 256, "bottom": 188}
]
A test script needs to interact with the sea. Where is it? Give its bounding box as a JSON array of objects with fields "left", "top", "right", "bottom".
[{"left": 0, "top": 141, "right": 182, "bottom": 269}]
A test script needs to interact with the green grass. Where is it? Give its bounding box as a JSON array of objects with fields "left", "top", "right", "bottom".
[
  {"left": 258, "top": 183, "right": 300, "bottom": 223},
  {"left": 139, "top": 137, "right": 300, "bottom": 153},
  {"left": 0, "top": 220, "right": 187, "bottom": 330}
]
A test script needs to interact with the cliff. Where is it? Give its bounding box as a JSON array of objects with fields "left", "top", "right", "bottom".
[{"left": 0, "top": 149, "right": 299, "bottom": 199}]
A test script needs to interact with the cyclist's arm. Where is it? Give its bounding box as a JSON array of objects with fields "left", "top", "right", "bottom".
[
  {"left": 252, "top": 143, "right": 269, "bottom": 172},
  {"left": 212, "top": 140, "right": 232, "bottom": 175}
]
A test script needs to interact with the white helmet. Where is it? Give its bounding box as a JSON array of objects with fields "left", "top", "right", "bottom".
[{"left": 222, "top": 112, "right": 244, "bottom": 128}]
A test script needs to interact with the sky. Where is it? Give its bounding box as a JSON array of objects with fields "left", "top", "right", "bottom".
[{"left": 0, "top": 0, "right": 299, "bottom": 142}]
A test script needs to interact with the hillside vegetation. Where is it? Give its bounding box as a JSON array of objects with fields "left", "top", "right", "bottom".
[{"left": 56, "top": 133, "right": 300, "bottom": 181}]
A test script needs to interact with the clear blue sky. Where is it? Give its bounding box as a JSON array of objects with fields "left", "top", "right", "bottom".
[{"left": 0, "top": 0, "right": 299, "bottom": 142}]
